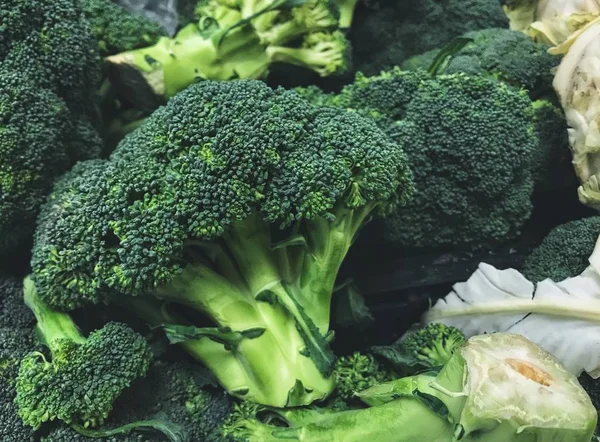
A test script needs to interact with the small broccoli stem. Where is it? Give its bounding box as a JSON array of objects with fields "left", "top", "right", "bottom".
[
  {"left": 106, "top": 23, "right": 268, "bottom": 102},
  {"left": 235, "top": 399, "right": 453, "bottom": 442},
  {"left": 23, "top": 277, "right": 85, "bottom": 351},
  {"left": 260, "top": 20, "right": 310, "bottom": 46},
  {"left": 337, "top": 0, "right": 359, "bottom": 28},
  {"left": 298, "top": 204, "right": 375, "bottom": 332},
  {"left": 265, "top": 43, "right": 344, "bottom": 77}
]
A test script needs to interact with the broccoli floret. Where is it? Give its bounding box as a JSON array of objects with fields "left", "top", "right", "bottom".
[
  {"left": 530, "top": 100, "right": 576, "bottom": 192},
  {"left": 0, "top": 0, "right": 103, "bottom": 255},
  {"left": 0, "top": 275, "right": 37, "bottom": 442},
  {"left": 0, "top": 68, "right": 89, "bottom": 255},
  {"left": 522, "top": 217, "right": 600, "bottom": 283},
  {"left": 81, "top": 0, "right": 168, "bottom": 56},
  {"left": 350, "top": 0, "right": 509, "bottom": 76},
  {"left": 1, "top": 0, "right": 103, "bottom": 131},
  {"left": 301, "top": 68, "right": 537, "bottom": 251},
  {"left": 32, "top": 79, "right": 413, "bottom": 407},
  {"left": 105, "top": 0, "right": 351, "bottom": 110},
  {"left": 402, "top": 28, "right": 559, "bottom": 99},
  {"left": 0, "top": 327, "right": 37, "bottom": 442},
  {"left": 15, "top": 278, "right": 152, "bottom": 429},
  {"left": 45, "top": 359, "right": 234, "bottom": 442},
  {"left": 333, "top": 352, "right": 393, "bottom": 402},
  {"left": 399, "top": 323, "right": 465, "bottom": 369}
]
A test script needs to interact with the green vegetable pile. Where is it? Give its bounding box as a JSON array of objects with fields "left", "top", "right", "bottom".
[{"left": 0, "top": 0, "right": 598, "bottom": 441}]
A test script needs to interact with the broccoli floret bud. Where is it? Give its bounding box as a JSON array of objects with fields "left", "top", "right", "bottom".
[
  {"left": 15, "top": 278, "right": 152, "bottom": 429},
  {"left": 522, "top": 217, "right": 600, "bottom": 283},
  {"left": 333, "top": 352, "right": 392, "bottom": 401},
  {"left": 80, "top": 0, "right": 168, "bottom": 56},
  {"left": 32, "top": 79, "right": 413, "bottom": 407},
  {"left": 401, "top": 323, "right": 465, "bottom": 369}
]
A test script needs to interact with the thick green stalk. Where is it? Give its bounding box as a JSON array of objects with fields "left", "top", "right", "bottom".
[
  {"left": 265, "top": 42, "right": 345, "bottom": 77},
  {"left": 23, "top": 277, "right": 85, "bottom": 350},
  {"left": 237, "top": 399, "right": 453, "bottom": 442},
  {"left": 336, "top": 0, "right": 359, "bottom": 28},
  {"left": 151, "top": 263, "right": 334, "bottom": 407},
  {"left": 106, "top": 23, "right": 270, "bottom": 102}
]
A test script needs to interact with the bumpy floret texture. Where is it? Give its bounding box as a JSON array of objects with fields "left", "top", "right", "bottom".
[
  {"left": 0, "top": 69, "right": 74, "bottom": 253},
  {"left": 522, "top": 217, "right": 600, "bottom": 283},
  {"left": 81, "top": 0, "right": 168, "bottom": 56},
  {"left": 350, "top": 0, "right": 509, "bottom": 76},
  {"left": 401, "top": 28, "right": 559, "bottom": 98},
  {"left": 1, "top": 0, "right": 102, "bottom": 127},
  {"left": 0, "top": 275, "right": 36, "bottom": 442},
  {"left": 32, "top": 79, "right": 413, "bottom": 310},
  {"left": 401, "top": 323, "right": 465, "bottom": 369},
  {"left": 318, "top": 69, "right": 536, "bottom": 250},
  {"left": 333, "top": 352, "right": 392, "bottom": 401},
  {"left": 15, "top": 322, "right": 153, "bottom": 429}
]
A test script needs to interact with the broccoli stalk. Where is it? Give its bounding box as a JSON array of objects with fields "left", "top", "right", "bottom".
[
  {"left": 15, "top": 278, "right": 152, "bottom": 429},
  {"left": 335, "top": 0, "right": 358, "bottom": 28}
]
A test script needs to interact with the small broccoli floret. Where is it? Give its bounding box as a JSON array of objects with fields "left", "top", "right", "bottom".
[
  {"left": 258, "top": 0, "right": 340, "bottom": 45},
  {"left": 0, "top": 68, "right": 81, "bottom": 254},
  {"left": 0, "top": 328, "right": 37, "bottom": 442},
  {"left": 400, "top": 323, "right": 466, "bottom": 369},
  {"left": 15, "top": 278, "right": 152, "bottom": 429},
  {"left": 302, "top": 68, "right": 537, "bottom": 251},
  {"left": 81, "top": 0, "right": 168, "bottom": 56},
  {"left": 32, "top": 79, "right": 413, "bottom": 408},
  {"left": 522, "top": 217, "right": 600, "bottom": 283},
  {"left": 333, "top": 352, "right": 393, "bottom": 402},
  {"left": 350, "top": 0, "right": 509, "bottom": 76},
  {"left": 402, "top": 28, "right": 559, "bottom": 99},
  {"left": 267, "top": 31, "right": 350, "bottom": 77}
]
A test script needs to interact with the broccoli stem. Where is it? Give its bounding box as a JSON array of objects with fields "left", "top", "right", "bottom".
[
  {"left": 23, "top": 277, "right": 85, "bottom": 350},
  {"left": 234, "top": 399, "right": 453, "bottom": 441},
  {"left": 106, "top": 23, "right": 270, "bottom": 102},
  {"left": 336, "top": 0, "right": 359, "bottom": 28},
  {"left": 266, "top": 42, "right": 344, "bottom": 76}
]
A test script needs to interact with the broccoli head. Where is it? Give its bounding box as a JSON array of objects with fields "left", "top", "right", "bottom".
[
  {"left": 81, "top": 0, "right": 168, "bottom": 56},
  {"left": 402, "top": 28, "right": 559, "bottom": 99},
  {"left": 300, "top": 68, "right": 537, "bottom": 251},
  {"left": 15, "top": 278, "right": 152, "bottom": 429},
  {"left": 32, "top": 79, "right": 413, "bottom": 407},
  {"left": 350, "top": 0, "right": 509, "bottom": 76},
  {"left": 0, "top": 68, "right": 88, "bottom": 254},
  {"left": 522, "top": 217, "right": 600, "bottom": 283},
  {"left": 333, "top": 352, "right": 393, "bottom": 402},
  {"left": 399, "top": 323, "right": 465, "bottom": 369}
]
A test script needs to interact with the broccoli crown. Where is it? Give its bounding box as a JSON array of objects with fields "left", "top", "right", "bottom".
[
  {"left": 401, "top": 323, "right": 466, "bottom": 369},
  {"left": 81, "top": 0, "right": 168, "bottom": 56},
  {"left": 32, "top": 79, "right": 413, "bottom": 310},
  {"left": 1, "top": 0, "right": 102, "bottom": 120},
  {"left": 0, "top": 68, "right": 75, "bottom": 253},
  {"left": 333, "top": 352, "right": 393, "bottom": 401},
  {"left": 326, "top": 68, "right": 536, "bottom": 250},
  {"left": 402, "top": 28, "right": 559, "bottom": 99},
  {"left": 47, "top": 360, "right": 235, "bottom": 442},
  {"left": 522, "top": 217, "right": 600, "bottom": 283},
  {"left": 0, "top": 328, "right": 37, "bottom": 442},
  {"left": 0, "top": 275, "right": 35, "bottom": 329},
  {"left": 16, "top": 321, "right": 152, "bottom": 429},
  {"left": 350, "top": 0, "right": 509, "bottom": 76},
  {"left": 530, "top": 100, "right": 576, "bottom": 192}
]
